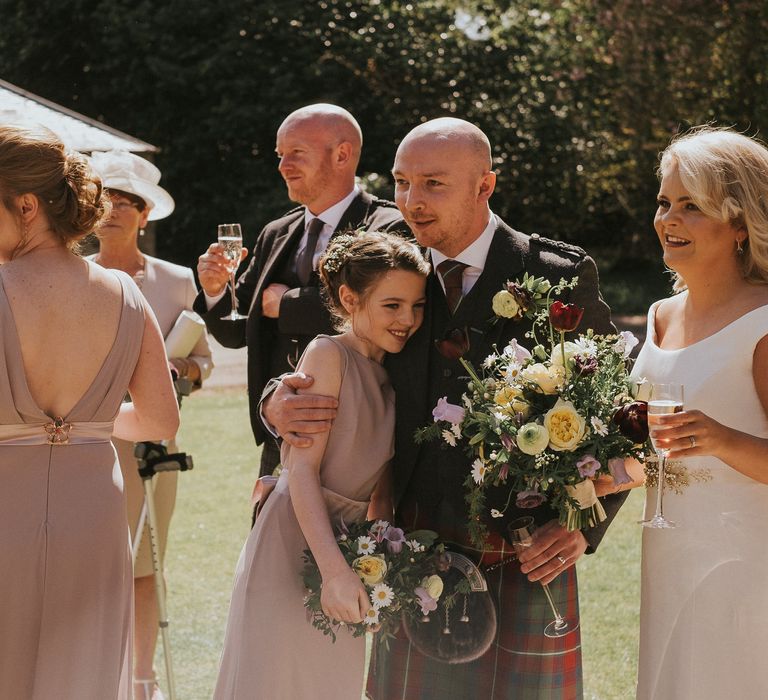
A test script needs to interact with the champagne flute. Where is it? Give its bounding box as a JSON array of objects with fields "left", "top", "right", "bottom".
[
  {"left": 508, "top": 516, "right": 579, "bottom": 638},
  {"left": 640, "top": 382, "right": 684, "bottom": 529},
  {"left": 218, "top": 223, "right": 247, "bottom": 321}
]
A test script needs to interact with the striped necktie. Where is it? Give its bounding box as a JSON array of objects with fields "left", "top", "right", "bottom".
[
  {"left": 296, "top": 217, "right": 325, "bottom": 285},
  {"left": 437, "top": 259, "right": 468, "bottom": 314}
]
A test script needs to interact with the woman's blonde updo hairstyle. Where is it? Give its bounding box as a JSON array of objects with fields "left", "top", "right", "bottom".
[
  {"left": 318, "top": 230, "right": 430, "bottom": 330},
  {"left": 0, "top": 124, "right": 109, "bottom": 248},
  {"left": 659, "top": 126, "right": 768, "bottom": 288}
]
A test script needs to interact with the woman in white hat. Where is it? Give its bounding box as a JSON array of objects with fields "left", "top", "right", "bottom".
[{"left": 89, "top": 150, "right": 213, "bottom": 700}]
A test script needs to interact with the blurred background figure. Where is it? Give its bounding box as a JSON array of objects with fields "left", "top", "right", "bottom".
[
  {"left": 0, "top": 126, "right": 179, "bottom": 699},
  {"left": 90, "top": 150, "right": 213, "bottom": 700}
]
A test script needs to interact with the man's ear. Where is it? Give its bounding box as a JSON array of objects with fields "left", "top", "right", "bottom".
[
  {"left": 333, "top": 141, "right": 353, "bottom": 169},
  {"left": 477, "top": 171, "right": 496, "bottom": 202}
]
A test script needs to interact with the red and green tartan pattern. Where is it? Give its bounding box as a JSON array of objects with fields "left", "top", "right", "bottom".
[{"left": 368, "top": 565, "right": 582, "bottom": 700}]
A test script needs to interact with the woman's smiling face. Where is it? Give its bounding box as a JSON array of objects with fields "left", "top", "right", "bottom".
[{"left": 654, "top": 163, "right": 745, "bottom": 274}]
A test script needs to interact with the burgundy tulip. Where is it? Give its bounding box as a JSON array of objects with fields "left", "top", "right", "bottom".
[
  {"left": 549, "top": 301, "right": 584, "bottom": 332},
  {"left": 435, "top": 327, "right": 470, "bottom": 360},
  {"left": 612, "top": 401, "right": 649, "bottom": 443}
]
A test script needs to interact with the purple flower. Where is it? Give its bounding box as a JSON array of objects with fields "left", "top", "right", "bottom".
[
  {"left": 574, "top": 355, "right": 598, "bottom": 375},
  {"left": 608, "top": 457, "right": 632, "bottom": 486},
  {"left": 432, "top": 397, "right": 465, "bottom": 425},
  {"left": 515, "top": 490, "right": 546, "bottom": 508},
  {"left": 498, "top": 463, "right": 510, "bottom": 481},
  {"left": 414, "top": 586, "right": 438, "bottom": 616},
  {"left": 576, "top": 454, "right": 601, "bottom": 478},
  {"left": 500, "top": 433, "right": 515, "bottom": 451},
  {"left": 384, "top": 526, "right": 406, "bottom": 554}
]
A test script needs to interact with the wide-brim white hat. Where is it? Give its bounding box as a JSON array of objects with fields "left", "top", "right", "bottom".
[{"left": 89, "top": 150, "right": 175, "bottom": 221}]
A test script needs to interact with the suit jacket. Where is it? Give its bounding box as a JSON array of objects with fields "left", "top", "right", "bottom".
[
  {"left": 385, "top": 219, "right": 625, "bottom": 552},
  {"left": 195, "top": 190, "right": 406, "bottom": 444}
]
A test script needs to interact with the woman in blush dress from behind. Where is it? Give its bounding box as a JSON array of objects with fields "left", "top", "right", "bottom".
[
  {"left": 0, "top": 125, "right": 179, "bottom": 699},
  {"left": 631, "top": 127, "right": 768, "bottom": 699}
]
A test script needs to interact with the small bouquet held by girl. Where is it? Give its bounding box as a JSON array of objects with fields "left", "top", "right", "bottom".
[
  {"left": 418, "top": 274, "right": 648, "bottom": 548},
  {"left": 301, "top": 519, "right": 445, "bottom": 643}
]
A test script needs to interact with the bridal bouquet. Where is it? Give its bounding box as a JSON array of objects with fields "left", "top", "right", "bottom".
[
  {"left": 301, "top": 519, "right": 445, "bottom": 643},
  {"left": 418, "top": 274, "right": 648, "bottom": 548}
]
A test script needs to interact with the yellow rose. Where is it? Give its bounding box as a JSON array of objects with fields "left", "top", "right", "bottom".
[
  {"left": 521, "top": 363, "right": 565, "bottom": 395},
  {"left": 492, "top": 290, "right": 520, "bottom": 319},
  {"left": 352, "top": 555, "right": 388, "bottom": 586},
  {"left": 494, "top": 385, "right": 530, "bottom": 418},
  {"left": 544, "top": 399, "right": 586, "bottom": 451},
  {"left": 420, "top": 574, "right": 444, "bottom": 600}
]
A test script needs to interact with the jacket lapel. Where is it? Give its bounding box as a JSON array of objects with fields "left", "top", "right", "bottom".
[{"left": 252, "top": 215, "right": 305, "bottom": 303}]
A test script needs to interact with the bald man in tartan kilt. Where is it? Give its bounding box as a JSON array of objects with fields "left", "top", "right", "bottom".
[
  {"left": 264, "top": 118, "right": 626, "bottom": 699},
  {"left": 369, "top": 119, "right": 625, "bottom": 700}
]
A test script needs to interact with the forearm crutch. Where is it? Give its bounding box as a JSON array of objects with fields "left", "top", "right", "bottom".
[{"left": 134, "top": 441, "right": 193, "bottom": 700}]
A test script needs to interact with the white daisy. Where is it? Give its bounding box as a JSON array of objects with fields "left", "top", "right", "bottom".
[
  {"left": 590, "top": 416, "right": 609, "bottom": 436},
  {"left": 451, "top": 423, "right": 462, "bottom": 440},
  {"left": 370, "top": 583, "right": 395, "bottom": 609},
  {"left": 472, "top": 459, "right": 487, "bottom": 485},
  {"left": 356, "top": 536, "right": 376, "bottom": 555},
  {"left": 406, "top": 539, "right": 425, "bottom": 553},
  {"left": 573, "top": 337, "right": 598, "bottom": 358},
  {"left": 442, "top": 429, "right": 457, "bottom": 447},
  {"left": 363, "top": 608, "right": 380, "bottom": 625},
  {"left": 483, "top": 353, "right": 498, "bottom": 369}
]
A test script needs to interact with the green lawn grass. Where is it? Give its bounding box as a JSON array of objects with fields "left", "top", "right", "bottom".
[{"left": 158, "top": 389, "right": 642, "bottom": 699}]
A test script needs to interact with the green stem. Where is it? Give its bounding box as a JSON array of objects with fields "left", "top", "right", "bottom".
[
  {"left": 560, "top": 331, "right": 568, "bottom": 383},
  {"left": 460, "top": 357, "right": 484, "bottom": 389}
]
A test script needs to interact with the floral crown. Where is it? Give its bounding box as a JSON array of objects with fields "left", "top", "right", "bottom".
[{"left": 321, "top": 233, "right": 359, "bottom": 275}]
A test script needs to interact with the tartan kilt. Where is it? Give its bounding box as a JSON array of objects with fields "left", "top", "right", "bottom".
[{"left": 368, "top": 564, "right": 582, "bottom": 700}]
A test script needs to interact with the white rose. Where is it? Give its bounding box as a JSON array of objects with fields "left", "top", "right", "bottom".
[
  {"left": 492, "top": 290, "right": 520, "bottom": 319},
  {"left": 521, "top": 363, "right": 565, "bottom": 394},
  {"left": 550, "top": 341, "right": 579, "bottom": 367}
]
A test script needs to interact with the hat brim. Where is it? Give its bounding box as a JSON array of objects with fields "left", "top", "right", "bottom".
[{"left": 103, "top": 174, "right": 175, "bottom": 221}]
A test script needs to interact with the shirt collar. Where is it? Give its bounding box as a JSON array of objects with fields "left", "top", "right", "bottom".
[
  {"left": 429, "top": 212, "right": 497, "bottom": 272},
  {"left": 304, "top": 186, "right": 360, "bottom": 230}
]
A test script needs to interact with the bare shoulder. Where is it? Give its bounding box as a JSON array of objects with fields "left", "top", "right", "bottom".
[{"left": 296, "top": 336, "right": 345, "bottom": 399}]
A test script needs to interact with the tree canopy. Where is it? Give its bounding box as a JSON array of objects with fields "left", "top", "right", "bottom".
[{"left": 2, "top": 0, "right": 767, "bottom": 278}]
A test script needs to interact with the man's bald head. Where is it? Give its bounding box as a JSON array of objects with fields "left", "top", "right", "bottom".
[
  {"left": 398, "top": 117, "right": 492, "bottom": 175},
  {"left": 275, "top": 104, "right": 362, "bottom": 213},
  {"left": 280, "top": 104, "right": 363, "bottom": 164}
]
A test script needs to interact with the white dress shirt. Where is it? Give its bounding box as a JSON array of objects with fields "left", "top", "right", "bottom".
[{"left": 429, "top": 212, "right": 497, "bottom": 297}]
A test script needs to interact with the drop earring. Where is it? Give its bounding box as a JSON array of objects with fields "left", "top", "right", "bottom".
[
  {"left": 139, "top": 228, "right": 146, "bottom": 237},
  {"left": 737, "top": 238, "right": 744, "bottom": 254}
]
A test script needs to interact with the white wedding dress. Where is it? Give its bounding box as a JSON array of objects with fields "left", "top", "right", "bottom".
[{"left": 631, "top": 297, "right": 768, "bottom": 700}]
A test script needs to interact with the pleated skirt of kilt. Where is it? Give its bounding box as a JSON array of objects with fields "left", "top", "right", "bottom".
[{"left": 368, "top": 564, "right": 582, "bottom": 700}]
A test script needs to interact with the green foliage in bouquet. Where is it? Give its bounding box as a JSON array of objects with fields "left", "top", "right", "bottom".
[
  {"left": 418, "top": 276, "right": 647, "bottom": 549},
  {"left": 301, "top": 519, "right": 445, "bottom": 645}
]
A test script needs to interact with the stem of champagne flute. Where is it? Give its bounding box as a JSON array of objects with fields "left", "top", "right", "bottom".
[
  {"left": 654, "top": 451, "right": 666, "bottom": 518},
  {"left": 541, "top": 583, "right": 566, "bottom": 629},
  {"left": 229, "top": 270, "right": 237, "bottom": 316}
]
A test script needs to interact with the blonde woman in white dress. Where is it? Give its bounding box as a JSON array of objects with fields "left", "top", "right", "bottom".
[{"left": 631, "top": 127, "right": 768, "bottom": 699}]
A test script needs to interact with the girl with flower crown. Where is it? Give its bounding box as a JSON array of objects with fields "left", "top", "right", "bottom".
[{"left": 213, "top": 231, "right": 429, "bottom": 699}]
